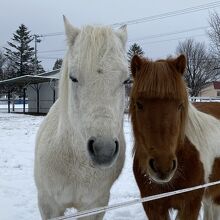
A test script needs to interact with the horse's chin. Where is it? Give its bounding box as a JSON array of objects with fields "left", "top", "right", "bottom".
[
  {"left": 89, "top": 157, "right": 117, "bottom": 169},
  {"left": 148, "top": 172, "right": 174, "bottom": 185},
  {"left": 89, "top": 161, "right": 114, "bottom": 169}
]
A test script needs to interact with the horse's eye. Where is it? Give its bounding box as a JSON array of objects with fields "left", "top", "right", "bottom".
[
  {"left": 136, "top": 101, "right": 143, "bottom": 110},
  {"left": 178, "top": 103, "right": 184, "bottom": 111},
  {"left": 123, "top": 78, "right": 132, "bottom": 85},
  {"left": 70, "top": 76, "right": 78, "bottom": 83}
]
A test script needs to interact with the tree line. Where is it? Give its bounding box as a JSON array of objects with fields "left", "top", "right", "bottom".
[
  {"left": 127, "top": 12, "right": 220, "bottom": 97},
  {"left": 0, "top": 24, "right": 63, "bottom": 82},
  {"left": 1, "top": 12, "right": 220, "bottom": 97}
]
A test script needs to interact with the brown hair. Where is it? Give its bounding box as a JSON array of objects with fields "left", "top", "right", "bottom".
[{"left": 129, "top": 55, "right": 188, "bottom": 147}]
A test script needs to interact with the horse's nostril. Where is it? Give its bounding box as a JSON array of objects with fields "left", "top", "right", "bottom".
[
  {"left": 87, "top": 137, "right": 96, "bottom": 156},
  {"left": 114, "top": 139, "right": 119, "bottom": 155},
  {"left": 149, "top": 159, "right": 157, "bottom": 172},
  {"left": 171, "top": 159, "right": 177, "bottom": 171}
]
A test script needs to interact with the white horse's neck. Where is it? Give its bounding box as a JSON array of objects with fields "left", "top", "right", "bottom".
[
  {"left": 186, "top": 102, "right": 220, "bottom": 182},
  {"left": 186, "top": 103, "right": 220, "bottom": 146}
]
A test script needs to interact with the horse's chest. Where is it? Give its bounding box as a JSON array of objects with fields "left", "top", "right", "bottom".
[{"left": 55, "top": 166, "right": 111, "bottom": 207}]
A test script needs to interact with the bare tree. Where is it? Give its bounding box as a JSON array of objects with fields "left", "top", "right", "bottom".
[
  {"left": 176, "top": 38, "right": 219, "bottom": 96},
  {"left": 208, "top": 11, "right": 220, "bottom": 58}
]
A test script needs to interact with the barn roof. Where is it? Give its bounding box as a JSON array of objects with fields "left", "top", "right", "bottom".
[
  {"left": 0, "top": 75, "right": 58, "bottom": 86},
  {"left": 38, "top": 69, "right": 60, "bottom": 77}
]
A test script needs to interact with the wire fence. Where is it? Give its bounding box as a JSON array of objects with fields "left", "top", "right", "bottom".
[
  {"left": 0, "top": 98, "right": 54, "bottom": 113},
  {"left": 49, "top": 180, "right": 220, "bottom": 220},
  {"left": 0, "top": 97, "right": 219, "bottom": 114},
  {"left": 190, "top": 96, "right": 220, "bottom": 102}
]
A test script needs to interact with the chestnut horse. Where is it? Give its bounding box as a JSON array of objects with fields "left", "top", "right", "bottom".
[{"left": 129, "top": 54, "right": 220, "bottom": 220}]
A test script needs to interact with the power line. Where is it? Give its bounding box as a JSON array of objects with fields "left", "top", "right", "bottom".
[
  {"left": 112, "top": 1, "right": 220, "bottom": 26},
  {"left": 139, "top": 33, "right": 206, "bottom": 46},
  {"left": 37, "top": 35, "right": 207, "bottom": 55},
  {"left": 128, "top": 26, "right": 209, "bottom": 42},
  {"left": 38, "top": 28, "right": 208, "bottom": 54},
  {"left": 41, "top": 32, "right": 64, "bottom": 37},
  {"left": 38, "top": 49, "right": 65, "bottom": 54},
  {"left": 38, "top": 1, "right": 220, "bottom": 38},
  {"left": 39, "top": 56, "right": 62, "bottom": 60}
]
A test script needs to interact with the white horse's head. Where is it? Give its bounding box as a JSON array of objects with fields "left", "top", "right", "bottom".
[{"left": 59, "top": 17, "right": 128, "bottom": 168}]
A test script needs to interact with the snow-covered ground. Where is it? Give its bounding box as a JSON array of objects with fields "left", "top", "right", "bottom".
[{"left": 0, "top": 113, "right": 147, "bottom": 220}]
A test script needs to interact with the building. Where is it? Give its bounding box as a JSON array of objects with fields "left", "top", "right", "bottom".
[
  {"left": 0, "top": 70, "right": 60, "bottom": 114},
  {"left": 199, "top": 81, "right": 220, "bottom": 97},
  {"left": 27, "top": 70, "right": 60, "bottom": 113}
]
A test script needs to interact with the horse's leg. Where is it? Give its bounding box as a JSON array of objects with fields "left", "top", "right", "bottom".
[
  {"left": 175, "top": 198, "right": 201, "bottom": 220},
  {"left": 38, "top": 193, "right": 65, "bottom": 220},
  {"left": 77, "top": 193, "right": 110, "bottom": 220},
  {"left": 143, "top": 203, "right": 170, "bottom": 220},
  {"left": 211, "top": 203, "right": 220, "bottom": 220},
  {"left": 203, "top": 200, "right": 214, "bottom": 220}
]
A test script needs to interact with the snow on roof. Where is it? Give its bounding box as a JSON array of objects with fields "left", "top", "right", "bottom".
[
  {"left": 38, "top": 69, "right": 60, "bottom": 77},
  {"left": 0, "top": 75, "right": 58, "bottom": 86}
]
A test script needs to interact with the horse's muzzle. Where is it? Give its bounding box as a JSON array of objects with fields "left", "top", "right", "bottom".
[
  {"left": 87, "top": 136, "right": 119, "bottom": 168},
  {"left": 148, "top": 157, "right": 177, "bottom": 183}
]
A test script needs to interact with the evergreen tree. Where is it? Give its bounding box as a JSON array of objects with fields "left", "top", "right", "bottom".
[
  {"left": 4, "top": 24, "right": 41, "bottom": 78},
  {"left": 127, "top": 43, "right": 144, "bottom": 63},
  {"left": 31, "top": 59, "right": 45, "bottom": 74},
  {"left": 53, "top": 58, "right": 63, "bottom": 70},
  {"left": 0, "top": 50, "right": 6, "bottom": 79},
  {"left": 125, "top": 43, "right": 144, "bottom": 104}
]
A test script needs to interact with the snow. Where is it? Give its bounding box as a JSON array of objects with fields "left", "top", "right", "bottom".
[{"left": 0, "top": 113, "right": 146, "bottom": 220}]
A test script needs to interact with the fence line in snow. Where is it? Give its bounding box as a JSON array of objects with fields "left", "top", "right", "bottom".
[
  {"left": 49, "top": 180, "right": 220, "bottom": 220},
  {"left": 189, "top": 96, "right": 220, "bottom": 102}
]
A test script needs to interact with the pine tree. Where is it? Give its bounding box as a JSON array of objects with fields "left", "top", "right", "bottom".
[
  {"left": 127, "top": 43, "right": 144, "bottom": 63},
  {"left": 53, "top": 58, "right": 63, "bottom": 70},
  {"left": 31, "top": 59, "right": 45, "bottom": 74},
  {"left": 0, "top": 50, "right": 6, "bottom": 79},
  {"left": 125, "top": 43, "right": 144, "bottom": 105},
  {"left": 4, "top": 24, "right": 40, "bottom": 78}
]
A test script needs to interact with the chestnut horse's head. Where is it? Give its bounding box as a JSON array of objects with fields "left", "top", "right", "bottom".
[{"left": 130, "top": 54, "right": 188, "bottom": 184}]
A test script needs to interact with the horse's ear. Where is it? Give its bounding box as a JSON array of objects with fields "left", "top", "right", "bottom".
[
  {"left": 174, "top": 54, "right": 186, "bottom": 75},
  {"left": 63, "top": 15, "right": 80, "bottom": 46},
  {"left": 116, "top": 25, "right": 127, "bottom": 48},
  {"left": 131, "top": 55, "right": 142, "bottom": 78}
]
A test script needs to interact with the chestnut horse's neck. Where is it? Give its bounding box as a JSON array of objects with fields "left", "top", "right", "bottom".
[{"left": 186, "top": 102, "right": 220, "bottom": 182}]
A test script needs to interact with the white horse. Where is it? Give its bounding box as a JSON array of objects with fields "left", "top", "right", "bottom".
[{"left": 34, "top": 17, "right": 128, "bottom": 220}]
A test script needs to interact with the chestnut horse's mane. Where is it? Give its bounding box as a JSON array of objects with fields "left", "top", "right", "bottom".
[
  {"left": 130, "top": 58, "right": 188, "bottom": 100},
  {"left": 129, "top": 57, "right": 189, "bottom": 152}
]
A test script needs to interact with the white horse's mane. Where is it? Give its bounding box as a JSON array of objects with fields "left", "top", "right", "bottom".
[
  {"left": 57, "top": 24, "right": 127, "bottom": 131},
  {"left": 186, "top": 103, "right": 220, "bottom": 181},
  {"left": 74, "top": 26, "right": 125, "bottom": 69}
]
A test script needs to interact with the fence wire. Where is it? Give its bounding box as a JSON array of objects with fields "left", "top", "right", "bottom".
[{"left": 50, "top": 180, "right": 220, "bottom": 220}]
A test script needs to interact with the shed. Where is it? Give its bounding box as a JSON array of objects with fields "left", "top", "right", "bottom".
[{"left": 0, "top": 69, "right": 60, "bottom": 114}]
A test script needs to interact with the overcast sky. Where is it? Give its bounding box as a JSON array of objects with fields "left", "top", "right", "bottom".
[{"left": 1, "top": 0, "right": 220, "bottom": 71}]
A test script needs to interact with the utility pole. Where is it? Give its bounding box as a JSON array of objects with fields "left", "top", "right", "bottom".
[{"left": 33, "top": 34, "right": 42, "bottom": 75}]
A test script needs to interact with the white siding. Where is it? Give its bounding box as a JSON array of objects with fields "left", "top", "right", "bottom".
[{"left": 27, "top": 81, "right": 58, "bottom": 113}]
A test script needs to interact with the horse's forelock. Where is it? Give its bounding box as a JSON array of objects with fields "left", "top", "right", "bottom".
[
  {"left": 131, "top": 59, "right": 187, "bottom": 100},
  {"left": 68, "top": 26, "right": 125, "bottom": 71}
]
